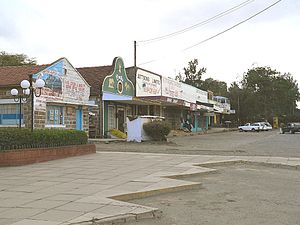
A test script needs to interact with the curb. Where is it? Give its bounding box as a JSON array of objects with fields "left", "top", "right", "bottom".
[{"left": 110, "top": 182, "right": 202, "bottom": 201}]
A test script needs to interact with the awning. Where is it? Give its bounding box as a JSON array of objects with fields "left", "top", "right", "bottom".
[{"left": 102, "top": 92, "right": 132, "bottom": 101}]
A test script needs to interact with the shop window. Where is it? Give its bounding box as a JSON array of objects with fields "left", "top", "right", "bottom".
[
  {"left": 126, "top": 107, "right": 133, "bottom": 117},
  {"left": 138, "top": 105, "right": 148, "bottom": 115},
  {"left": 149, "top": 105, "right": 154, "bottom": 115},
  {"left": 107, "top": 105, "right": 116, "bottom": 131},
  {"left": 0, "top": 104, "right": 23, "bottom": 125},
  {"left": 47, "top": 105, "right": 64, "bottom": 125}
]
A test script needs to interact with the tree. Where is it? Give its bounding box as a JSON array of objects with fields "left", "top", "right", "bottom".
[
  {"left": 176, "top": 59, "right": 228, "bottom": 96},
  {"left": 0, "top": 51, "right": 37, "bottom": 66},
  {"left": 201, "top": 78, "right": 228, "bottom": 97},
  {"left": 175, "top": 59, "right": 206, "bottom": 88},
  {"left": 229, "top": 66, "right": 300, "bottom": 123}
]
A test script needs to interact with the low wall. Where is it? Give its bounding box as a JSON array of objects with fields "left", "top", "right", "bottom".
[{"left": 0, "top": 144, "right": 96, "bottom": 167}]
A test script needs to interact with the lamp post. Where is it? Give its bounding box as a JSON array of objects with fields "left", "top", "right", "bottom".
[{"left": 10, "top": 75, "right": 45, "bottom": 131}]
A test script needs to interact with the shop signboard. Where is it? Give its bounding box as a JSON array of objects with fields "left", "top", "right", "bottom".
[
  {"left": 196, "top": 88, "right": 208, "bottom": 103},
  {"left": 190, "top": 103, "right": 197, "bottom": 111},
  {"left": 63, "top": 62, "right": 90, "bottom": 104},
  {"left": 162, "top": 76, "right": 183, "bottom": 99},
  {"left": 102, "top": 57, "right": 134, "bottom": 98},
  {"left": 182, "top": 83, "right": 197, "bottom": 103},
  {"left": 136, "top": 69, "right": 161, "bottom": 97}
]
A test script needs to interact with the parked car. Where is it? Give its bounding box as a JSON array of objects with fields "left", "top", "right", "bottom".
[
  {"left": 257, "top": 122, "right": 272, "bottom": 131},
  {"left": 238, "top": 123, "right": 262, "bottom": 132},
  {"left": 280, "top": 122, "right": 300, "bottom": 134}
]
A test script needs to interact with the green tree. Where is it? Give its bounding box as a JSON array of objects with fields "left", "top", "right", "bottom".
[
  {"left": 201, "top": 78, "right": 228, "bottom": 97},
  {"left": 228, "top": 82, "right": 242, "bottom": 123},
  {"left": 176, "top": 59, "right": 228, "bottom": 96},
  {"left": 175, "top": 59, "right": 206, "bottom": 88},
  {"left": 229, "top": 66, "right": 300, "bottom": 123},
  {"left": 0, "top": 51, "right": 37, "bottom": 66}
]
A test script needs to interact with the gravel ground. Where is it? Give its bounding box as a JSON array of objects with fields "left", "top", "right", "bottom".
[
  {"left": 125, "top": 164, "right": 300, "bottom": 225},
  {"left": 95, "top": 129, "right": 300, "bottom": 158}
]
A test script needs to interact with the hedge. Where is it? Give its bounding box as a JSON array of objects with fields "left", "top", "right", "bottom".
[
  {"left": 143, "top": 121, "right": 171, "bottom": 141},
  {"left": 0, "top": 128, "right": 88, "bottom": 151}
]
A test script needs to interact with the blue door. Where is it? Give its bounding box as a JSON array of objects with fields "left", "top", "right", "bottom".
[{"left": 76, "top": 107, "right": 83, "bottom": 130}]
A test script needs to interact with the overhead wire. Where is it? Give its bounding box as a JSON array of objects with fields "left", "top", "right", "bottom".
[
  {"left": 138, "top": 0, "right": 283, "bottom": 66},
  {"left": 138, "top": 0, "right": 255, "bottom": 44},
  {"left": 183, "top": 0, "right": 282, "bottom": 51}
]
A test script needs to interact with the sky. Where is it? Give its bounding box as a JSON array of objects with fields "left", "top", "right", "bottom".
[{"left": 0, "top": 0, "right": 299, "bottom": 87}]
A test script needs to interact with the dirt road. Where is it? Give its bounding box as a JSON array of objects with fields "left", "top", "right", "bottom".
[{"left": 126, "top": 164, "right": 300, "bottom": 225}]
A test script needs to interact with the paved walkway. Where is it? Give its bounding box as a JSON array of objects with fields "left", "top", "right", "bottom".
[{"left": 0, "top": 152, "right": 299, "bottom": 225}]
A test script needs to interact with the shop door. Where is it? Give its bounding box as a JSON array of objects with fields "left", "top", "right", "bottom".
[
  {"left": 76, "top": 107, "right": 83, "bottom": 130},
  {"left": 117, "top": 108, "right": 125, "bottom": 132}
]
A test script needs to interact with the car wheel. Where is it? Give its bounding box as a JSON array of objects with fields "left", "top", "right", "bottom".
[
  {"left": 289, "top": 130, "right": 293, "bottom": 134},
  {"left": 239, "top": 128, "right": 243, "bottom": 132},
  {"left": 251, "top": 128, "right": 255, "bottom": 132}
]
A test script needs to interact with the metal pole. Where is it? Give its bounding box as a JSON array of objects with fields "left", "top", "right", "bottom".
[
  {"left": 237, "top": 94, "right": 240, "bottom": 123},
  {"left": 19, "top": 96, "right": 22, "bottom": 129},
  {"left": 29, "top": 75, "right": 34, "bottom": 132}
]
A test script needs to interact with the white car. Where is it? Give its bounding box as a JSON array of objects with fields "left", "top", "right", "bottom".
[
  {"left": 258, "top": 122, "right": 272, "bottom": 131},
  {"left": 238, "top": 123, "right": 262, "bottom": 132}
]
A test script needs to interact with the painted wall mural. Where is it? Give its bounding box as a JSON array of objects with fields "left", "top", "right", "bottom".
[
  {"left": 33, "top": 60, "right": 64, "bottom": 94},
  {"left": 33, "top": 58, "right": 90, "bottom": 111}
]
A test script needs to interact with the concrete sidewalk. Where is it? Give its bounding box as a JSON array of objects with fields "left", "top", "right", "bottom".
[{"left": 0, "top": 152, "right": 299, "bottom": 225}]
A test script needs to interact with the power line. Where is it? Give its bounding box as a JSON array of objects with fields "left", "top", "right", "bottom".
[
  {"left": 138, "top": 0, "right": 255, "bottom": 44},
  {"left": 183, "top": 0, "right": 282, "bottom": 51},
  {"left": 138, "top": 0, "right": 283, "bottom": 66}
]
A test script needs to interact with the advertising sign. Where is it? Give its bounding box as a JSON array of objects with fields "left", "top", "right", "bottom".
[
  {"left": 136, "top": 69, "right": 161, "bottom": 96},
  {"left": 162, "top": 76, "right": 183, "bottom": 99},
  {"left": 182, "top": 83, "right": 197, "bottom": 103},
  {"left": 196, "top": 88, "right": 208, "bottom": 103},
  {"left": 63, "top": 63, "right": 90, "bottom": 104}
]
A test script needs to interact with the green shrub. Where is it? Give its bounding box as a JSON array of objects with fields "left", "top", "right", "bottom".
[
  {"left": 143, "top": 121, "right": 171, "bottom": 141},
  {"left": 0, "top": 128, "right": 88, "bottom": 151}
]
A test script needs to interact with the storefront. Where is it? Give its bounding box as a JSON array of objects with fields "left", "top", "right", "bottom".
[
  {"left": 133, "top": 70, "right": 209, "bottom": 132},
  {"left": 101, "top": 57, "right": 135, "bottom": 136},
  {"left": 0, "top": 58, "right": 91, "bottom": 131}
]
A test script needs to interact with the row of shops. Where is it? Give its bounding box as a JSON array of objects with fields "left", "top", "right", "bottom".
[{"left": 0, "top": 56, "right": 232, "bottom": 138}]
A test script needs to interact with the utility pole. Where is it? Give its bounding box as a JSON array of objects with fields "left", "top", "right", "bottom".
[
  {"left": 134, "top": 40, "right": 137, "bottom": 68},
  {"left": 237, "top": 94, "right": 240, "bottom": 124}
]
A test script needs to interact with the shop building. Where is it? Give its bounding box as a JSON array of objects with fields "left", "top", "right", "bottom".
[
  {"left": 127, "top": 67, "right": 210, "bottom": 132},
  {"left": 78, "top": 57, "right": 160, "bottom": 138},
  {"left": 0, "top": 58, "right": 90, "bottom": 131}
]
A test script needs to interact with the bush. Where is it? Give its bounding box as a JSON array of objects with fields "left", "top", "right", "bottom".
[
  {"left": 0, "top": 128, "right": 88, "bottom": 151},
  {"left": 143, "top": 121, "right": 171, "bottom": 141}
]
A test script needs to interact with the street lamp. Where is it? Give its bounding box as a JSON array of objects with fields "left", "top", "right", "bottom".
[{"left": 11, "top": 75, "right": 45, "bottom": 131}]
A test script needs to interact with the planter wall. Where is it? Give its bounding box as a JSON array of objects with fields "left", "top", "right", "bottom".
[{"left": 0, "top": 144, "right": 96, "bottom": 167}]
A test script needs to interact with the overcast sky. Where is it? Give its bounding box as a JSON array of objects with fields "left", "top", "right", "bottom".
[{"left": 0, "top": 0, "right": 299, "bottom": 86}]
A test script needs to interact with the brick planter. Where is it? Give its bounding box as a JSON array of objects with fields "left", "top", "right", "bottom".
[{"left": 0, "top": 144, "right": 96, "bottom": 167}]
